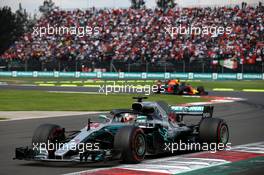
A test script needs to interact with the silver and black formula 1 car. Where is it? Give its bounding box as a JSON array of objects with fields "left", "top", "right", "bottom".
[{"left": 14, "top": 97, "right": 229, "bottom": 163}]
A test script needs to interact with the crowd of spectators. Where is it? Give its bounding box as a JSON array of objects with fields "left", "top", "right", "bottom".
[{"left": 1, "top": 3, "right": 263, "bottom": 71}]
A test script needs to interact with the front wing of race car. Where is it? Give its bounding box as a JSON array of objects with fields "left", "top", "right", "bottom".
[
  {"left": 14, "top": 123, "right": 125, "bottom": 162},
  {"left": 14, "top": 146, "right": 114, "bottom": 162}
]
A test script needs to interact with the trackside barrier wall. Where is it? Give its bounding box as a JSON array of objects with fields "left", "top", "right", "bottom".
[{"left": 0, "top": 72, "right": 263, "bottom": 80}]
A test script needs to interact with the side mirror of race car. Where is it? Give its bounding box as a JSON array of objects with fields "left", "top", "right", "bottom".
[{"left": 99, "top": 115, "right": 111, "bottom": 122}]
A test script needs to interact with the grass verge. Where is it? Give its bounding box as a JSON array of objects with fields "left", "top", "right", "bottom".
[{"left": 0, "top": 90, "right": 209, "bottom": 111}]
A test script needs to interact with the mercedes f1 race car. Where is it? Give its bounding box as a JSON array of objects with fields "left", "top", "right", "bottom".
[
  {"left": 14, "top": 97, "right": 228, "bottom": 163},
  {"left": 157, "top": 79, "right": 208, "bottom": 95}
]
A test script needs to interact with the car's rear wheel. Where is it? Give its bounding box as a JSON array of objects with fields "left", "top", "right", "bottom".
[
  {"left": 32, "top": 124, "right": 65, "bottom": 158},
  {"left": 199, "top": 118, "right": 229, "bottom": 145},
  {"left": 114, "top": 126, "right": 146, "bottom": 163}
]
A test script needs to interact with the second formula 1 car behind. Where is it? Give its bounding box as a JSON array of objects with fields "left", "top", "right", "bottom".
[{"left": 157, "top": 79, "right": 208, "bottom": 95}]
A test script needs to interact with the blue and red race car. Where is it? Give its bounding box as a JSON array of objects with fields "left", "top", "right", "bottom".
[{"left": 157, "top": 79, "right": 208, "bottom": 95}]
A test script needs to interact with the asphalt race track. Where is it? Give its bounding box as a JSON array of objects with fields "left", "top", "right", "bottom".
[{"left": 0, "top": 85, "right": 264, "bottom": 175}]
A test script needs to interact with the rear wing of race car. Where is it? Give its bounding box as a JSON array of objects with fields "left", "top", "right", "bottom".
[{"left": 170, "top": 105, "right": 214, "bottom": 118}]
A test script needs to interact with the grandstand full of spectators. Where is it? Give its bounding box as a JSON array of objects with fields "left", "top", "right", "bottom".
[{"left": 0, "top": 3, "right": 263, "bottom": 72}]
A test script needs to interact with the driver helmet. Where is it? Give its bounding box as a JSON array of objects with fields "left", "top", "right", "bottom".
[{"left": 123, "top": 113, "right": 136, "bottom": 122}]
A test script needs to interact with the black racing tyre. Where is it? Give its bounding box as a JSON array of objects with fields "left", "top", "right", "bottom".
[
  {"left": 197, "top": 86, "right": 205, "bottom": 94},
  {"left": 177, "top": 86, "right": 184, "bottom": 95},
  {"left": 199, "top": 118, "right": 229, "bottom": 145},
  {"left": 32, "top": 124, "right": 65, "bottom": 158},
  {"left": 114, "top": 126, "right": 146, "bottom": 163}
]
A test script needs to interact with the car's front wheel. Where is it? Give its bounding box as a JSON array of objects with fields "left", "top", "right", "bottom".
[
  {"left": 114, "top": 126, "right": 146, "bottom": 163},
  {"left": 32, "top": 124, "right": 65, "bottom": 158}
]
